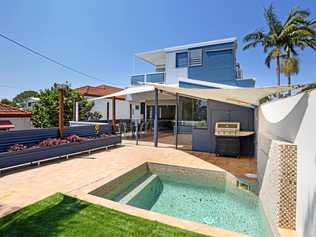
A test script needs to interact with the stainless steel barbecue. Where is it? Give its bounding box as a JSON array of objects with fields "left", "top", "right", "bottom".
[
  {"left": 214, "top": 121, "right": 255, "bottom": 157},
  {"left": 215, "top": 122, "right": 240, "bottom": 136},
  {"left": 215, "top": 122, "right": 255, "bottom": 137}
]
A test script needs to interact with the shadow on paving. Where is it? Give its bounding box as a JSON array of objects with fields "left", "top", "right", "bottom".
[{"left": 0, "top": 194, "right": 89, "bottom": 237}]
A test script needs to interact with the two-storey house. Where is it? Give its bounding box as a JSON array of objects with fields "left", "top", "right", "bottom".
[
  {"left": 131, "top": 37, "right": 254, "bottom": 88},
  {"left": 128, "top": 37, "right": 255, "bottom": 123},
  {"left": 92, "top": 37, "right": 256, "bottom": 155}
]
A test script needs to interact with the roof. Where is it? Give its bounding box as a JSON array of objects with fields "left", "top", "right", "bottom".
[
  {"left": 179, "top": 77, "right": 240, "bottom": 89},
  {"left": 95, "top": 83, "right": 292, "bottom": 108},
  {"left": 88, "top": 85, "right": 155, "bottom": 101},
  {"left": 0, "top": 120, "right": 15, "bottom": 129},
  {"left": 26, "top": 97, "right": 40, "bottom": 102},
  {"left": 76, "top": 84, "right": 123, "bottom": 97},
  {"left": 0, "top": 103, "right": 32, "bottom": 117},
  {"left": 135, "top": 37, "right": 237, "bottom": 66}
]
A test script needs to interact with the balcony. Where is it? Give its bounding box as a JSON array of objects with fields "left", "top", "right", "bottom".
[{"left": 131, "top": 72, "right": 165, "bottom": 86}]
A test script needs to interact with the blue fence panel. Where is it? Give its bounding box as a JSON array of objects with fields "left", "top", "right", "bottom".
[
  {"left": 64, "top": 126, "right": 96, "bottom": 137},
  {"left": 100, "top": 124, "right": 113, "bottom": 134}
]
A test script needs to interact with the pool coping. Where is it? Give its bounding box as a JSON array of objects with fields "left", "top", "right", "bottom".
[{"left": 68, "top": 161, "right": 252, "bottom": 237}]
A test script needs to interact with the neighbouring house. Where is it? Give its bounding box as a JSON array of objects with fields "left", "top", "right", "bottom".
[
  {"left": 0, "top": 103, "right": 33, "bottom": 131},
  {"left": 18, "top": 97, "right": 40, "bottom": 110},
  {"left": 75, "top": 84, "right": 131, "bottom": 122}
]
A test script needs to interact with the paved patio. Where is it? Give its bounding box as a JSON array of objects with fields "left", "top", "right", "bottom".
[
  {"left": 187, "top": 151, "right": 256, "bottom": 183},
  {"left": 0, "top": 141, "right": 253, "bottom": 237}
]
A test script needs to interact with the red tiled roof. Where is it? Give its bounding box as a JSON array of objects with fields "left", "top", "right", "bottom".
[
  {"left": 0, "top": 103, "right": 32, "bottom": 117},
  {"left": 0, "top": 120, "right": 15, "bottom": 129},
  {"left": 76, "top": 84, "right": 123, "bottom": 97}
]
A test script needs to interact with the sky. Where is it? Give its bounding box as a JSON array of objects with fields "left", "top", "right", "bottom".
[{"left": 0, "top": 0, "right": 315, "bottom": 99}]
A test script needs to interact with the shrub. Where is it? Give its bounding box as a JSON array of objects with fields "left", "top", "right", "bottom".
[{"left": 8, "top": 144, "right": 27, "bottom": 152}]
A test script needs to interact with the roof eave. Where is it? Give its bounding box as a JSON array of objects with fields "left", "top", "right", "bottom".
[{"left": 135, "top": 37, "right": 237, "bottom": 66}]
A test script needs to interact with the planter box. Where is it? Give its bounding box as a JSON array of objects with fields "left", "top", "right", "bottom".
[{"left": 0, "top": 135, "right": 121, "bottom": 170}]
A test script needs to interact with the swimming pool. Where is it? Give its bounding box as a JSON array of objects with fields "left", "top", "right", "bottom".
[{"left": 90, "top": 163, "right": 272, "bottom": 237}]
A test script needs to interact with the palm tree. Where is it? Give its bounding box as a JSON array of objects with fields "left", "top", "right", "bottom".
[
  {"left": 243, "top": 5, "right": 316, "bottom": 86},
  {"left": 281, "top": 7, "right": 316, "bottom": 85},
  {"left": 243, "top": 5, "right": 284, "bottom": 85},
  {"left": 280, "top": 57, "right": 299, "bottom": 79}
]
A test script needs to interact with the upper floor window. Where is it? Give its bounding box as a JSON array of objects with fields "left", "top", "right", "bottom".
[
  {"left": 176, "top": 52, "right": 188, "bottom": 68},
  {"left": 189, "top": 49, "right": 203, "bottom": 66}
]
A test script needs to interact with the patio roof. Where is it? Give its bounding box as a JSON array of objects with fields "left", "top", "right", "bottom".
[
  {"left": 88, "top": 85, "right": 155, "bottom": 101},
  {"left": 90, "top": 83, "right": 291, "bottom": 107},
  {"left": 150, "top": 84, "right": 291, "bottom": 107}
]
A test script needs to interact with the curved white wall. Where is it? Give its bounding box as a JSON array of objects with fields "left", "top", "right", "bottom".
[{"left": 258, "top": 90, "right": 316, "bottom": 237}]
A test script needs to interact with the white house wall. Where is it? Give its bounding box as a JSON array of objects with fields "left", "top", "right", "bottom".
[
  {"left": 0, "top": 117, "right": 33, "bottom": 130},
  {"left": 258, "top": 90, "right": 316, "bottom": 237},
  {"left": 91, "top": 99, "right": 130, "bottom": 120},
  {"left": 165, "top": 51, "right": 187, "bottom": 85},
  {"left": 127, "top": 91, "right": 175, "bottom": 102}
]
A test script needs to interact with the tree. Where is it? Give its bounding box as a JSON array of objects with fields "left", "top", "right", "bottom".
[
  {"left": 243, "top": 4, "right": 316, "bottom": 86},
  {"left": 31, "top": 84, "right": 101, "bottom": 128},
  {"left": 13, "top": 90, "right": 39, "bottom": 104},
  {"left": 0, "top": 98, "right": 17, "bottom": 107},
  {"left": 243, "top": 5, "right": 284, "bottom": 85},
  {"left": 282, "top": 7, "right": 316, "bottom": 85},
  {"left": 280, "top": 57, "right": 299, "bottom": 79}
]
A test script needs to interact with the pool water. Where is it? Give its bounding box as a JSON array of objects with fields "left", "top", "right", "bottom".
[
  {"left": 91, "top": 163, "right": 272, "bottom": 237},
  {"left": 128, "top": 176, "right": 270, "bottom": 237}
]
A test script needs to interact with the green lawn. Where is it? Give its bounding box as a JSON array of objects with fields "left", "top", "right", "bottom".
[{"left": 0, "top": 193, "right": 207, "bottom": 237}]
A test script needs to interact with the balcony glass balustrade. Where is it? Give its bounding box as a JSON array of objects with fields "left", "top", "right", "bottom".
[{"left": 131, "top": 72, "right": 165, "bottom": 86}]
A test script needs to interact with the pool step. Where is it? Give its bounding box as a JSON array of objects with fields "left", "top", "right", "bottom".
[{"left": 119, "top": 174, "right": 158, "bottom": 204}]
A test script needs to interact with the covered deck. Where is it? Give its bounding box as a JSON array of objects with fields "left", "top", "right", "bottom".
[{"left": 94, "top": 84, "right": 290, "bottom": 157}]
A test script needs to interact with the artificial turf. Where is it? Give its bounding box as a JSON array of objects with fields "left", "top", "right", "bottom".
[{"left": 0, "top": 193, "right": 208, "bottom": 237}]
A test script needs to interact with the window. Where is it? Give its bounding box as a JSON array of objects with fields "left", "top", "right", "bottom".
[
  {"left": 176, "top": 52, "right": 188, "bottom": 68},
  {"left": 179, "top": 97, "right": 208, "bottom": 129},
  {"left": 189, "top": 49, "right": 203, "bottom": 66}
]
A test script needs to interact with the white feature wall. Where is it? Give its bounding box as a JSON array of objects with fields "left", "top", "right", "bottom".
[
  {"left": 258, "top": 90, "right": 316, "bottom": 237},
  {"left": 91, "top": 98, "right": 130, "bottom": 120},
  {"left": 165, "top": 51, "right": 188, "bottom": 85},
  {"left": 0, "top": 117, "right": 33, "bottom": 130}
]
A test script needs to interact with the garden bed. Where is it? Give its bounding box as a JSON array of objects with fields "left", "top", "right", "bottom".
[{"left": 0, "top": 134, "right": 121, "bottom": 170}]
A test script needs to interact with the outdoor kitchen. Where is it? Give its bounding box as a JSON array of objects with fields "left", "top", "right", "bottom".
[{"left": 214, "top": 121, "right": 255, "bottom": 157}]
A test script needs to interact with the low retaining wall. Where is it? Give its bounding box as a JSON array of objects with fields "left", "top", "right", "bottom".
[
  {"left": 0, "top": 135, "right": 121, "bottom": 170},
  {"left": 0, "top": 124, "right": 121, "bottom": 171},
  {"left": 0, "top": 125, "right": 112, "bottom": 152}
]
